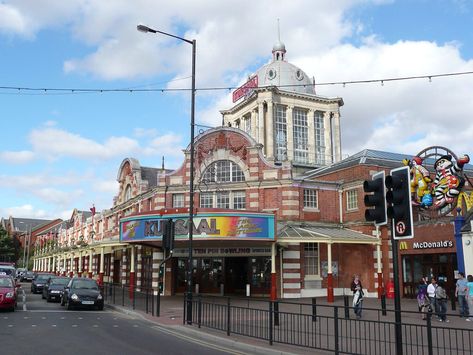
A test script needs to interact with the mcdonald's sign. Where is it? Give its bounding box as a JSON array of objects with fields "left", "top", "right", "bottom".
[{"left": 399, "top": 241, "right": 409, "bottom": 250}]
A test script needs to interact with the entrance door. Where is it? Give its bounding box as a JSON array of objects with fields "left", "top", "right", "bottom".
[
  {"left": 225, "top": 257, "right": 248, "bottom": 295},
  {"left": 141, "top": 256, "right": 152, "bottom": 290},
  {"left": 113, "top": 260, "right": 120, "bottom": 284}
]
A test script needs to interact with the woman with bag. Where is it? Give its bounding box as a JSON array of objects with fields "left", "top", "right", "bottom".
[{"left": 351, "top": 274, "right": 364, "bottom": 320}]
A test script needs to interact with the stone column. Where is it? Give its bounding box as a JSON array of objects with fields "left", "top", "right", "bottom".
[
  {"left": 286, "top": 105, "right": 294, "bottom": 161},
  {"left": 265, "top": 101, "right": 274, "bottom": 159},
  {"left": 270, "top": 243, "right": 277, "bottom": 300},
  {"left": 99, "top": 247, "right": 104, "bottom": 285},
  {"left": 257, "top": 102, "right": 265, "bottom": 145},
  {"left": 307, "top": 109, "right": 315, "bottom": 164},
  {"left": 327, "top": 243, "right": 334, "bottom": 303},
  {"left": 78, "top": 251, "right": 82, "bottom": 277},
  {"left": 88, "top": 249, "right": 93, "bottom": 278},
  {"left": 69, "top": 253, "right": 74, "bottom": 278},
  {"left": 129, "top": 246, "right": 135, "bottom": 300}
]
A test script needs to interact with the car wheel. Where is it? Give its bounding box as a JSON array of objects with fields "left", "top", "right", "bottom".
[{"left": 97, "top": 305, "right": 104, "bottom": 311}]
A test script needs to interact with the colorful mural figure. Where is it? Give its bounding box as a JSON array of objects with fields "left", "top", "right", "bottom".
[
  {"left": 403, "top": 156, "right": 432, "bottom": 207},
  {"left": 432, "top": 154, "right": 470, "bottom": 208}
]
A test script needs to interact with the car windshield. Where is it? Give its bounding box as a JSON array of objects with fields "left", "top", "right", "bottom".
[
  {"left": 51, "top": 278, "right": 69, "bottom": 286},
  {"left": 36, "top": 275, "right": 52, "bottom": 282},
  {"left": 26, "top": 272, "right": 34, "bottom": 276},
  {"left": 73, "top": 280, "right": 98, "bottom": 290},
  {"left": 0, "top": 278, "right": 14, "bottom": 287},
  {"left": 0, "top": 267, "right": 14, "bottom": 276}
]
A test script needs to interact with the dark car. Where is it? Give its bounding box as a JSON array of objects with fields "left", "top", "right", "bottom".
[
  {"left": 22, "top": 271, "right": 35, "bottom": 282},
  {"left": 31, "top": 273, "right": 55, "bottom": 294},
  {"left": 0, "top": 275, "right": 19, "bottom": 311},
  {"left": 42, "top": 277, "right": 70, "bottom": 302},
  {"left": 61, "top": 278, "right": 104, "bottom": 311}
]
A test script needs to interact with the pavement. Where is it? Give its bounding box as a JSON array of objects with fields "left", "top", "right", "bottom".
[{"left": 105, "top": 294, "right": 473, "bottom": 355}]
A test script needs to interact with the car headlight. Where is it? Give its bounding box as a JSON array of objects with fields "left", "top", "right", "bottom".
[
  {"left": 5, "top": 292, "right": 14, "bottom": 298},
  {"left": 71, "top": 294, "right": 79, "bottom": 301},
  {"left": 97, "top": 294, "right": 103, "bottom": 300}
]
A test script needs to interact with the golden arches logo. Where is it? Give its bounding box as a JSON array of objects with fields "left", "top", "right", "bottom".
[
  {"left": 399, "top": 241, "right": 408, "bottom": 250},
  {"left": 457, "top": 192, "right": 473, "bottom": 211}
]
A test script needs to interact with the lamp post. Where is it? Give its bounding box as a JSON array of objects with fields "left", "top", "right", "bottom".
[
  {"left": 137, "top": 24, "right": 196, "bottom": 324},
  {"left": 19, "top": 222, "right": 31, "bottom": 269}
]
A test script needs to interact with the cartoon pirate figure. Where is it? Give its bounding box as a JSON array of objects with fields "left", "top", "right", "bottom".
[
  {"left": 433, "top": 154, "right": 470, "bottom": 208},
  {"left": 403, "top": 156, "right": 432, "bottom": 207}
]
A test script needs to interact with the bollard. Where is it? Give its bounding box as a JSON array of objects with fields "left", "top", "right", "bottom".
[
  {"left": 312, "top": 297, "right": 317, "bottom": 322},
  {"left": 198, "top": 295, "right": 202, "bottom": 328},
  {"left": 344, "top": 295, "right": 350, "bottom": 319},
  {"left": 274, "top": 301, "right": 279, "bottom": 326},
  {"left": 381, "top": 293, "right": 387, "bottom": 316},
  {"left": 226, "top": 297, "right": 231, "bottom": 336}
]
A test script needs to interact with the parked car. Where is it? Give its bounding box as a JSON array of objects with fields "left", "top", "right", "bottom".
[
  {"left": 0, "top": 264, "right": 16, "bottom": 279},
  {"left": 61, "top": 278, "right": 104, "bottom": 311},
  {"left": 16, "top": 268, "right": 27, "bottom": 280},
  {"left": 21, "top": 271, "right": 35, "bottom": 282},
  {"left": 31, "top": 273, "right": 55, "bottom": 294},
  {"left": 42, "top": 276, "right": 70, "bottom": 302},
  {"left": 0, "top": 275, "right": 19, "bottom": 311}
]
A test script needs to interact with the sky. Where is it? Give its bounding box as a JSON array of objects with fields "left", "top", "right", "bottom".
[{"left": 1, "top": 0, "right": 473, "bottom": 221}]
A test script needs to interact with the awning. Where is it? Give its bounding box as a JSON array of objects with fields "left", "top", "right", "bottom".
[{"left": 277, "top": 223, "right": 380, "bottom": 245}]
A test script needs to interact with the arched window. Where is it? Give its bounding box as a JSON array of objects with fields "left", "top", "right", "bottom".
[
  {"left": 202, "top": 160, "right": 245, "bottom": 183},
  {"left": 124, "top": 185, "right": 132, "bottom": 201}
]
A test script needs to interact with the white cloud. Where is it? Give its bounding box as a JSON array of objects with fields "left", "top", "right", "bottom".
[
  {"left": 0, "top": 204, "right": 48, "bottom": 219},
  {"left": 0, "top": 150, "right": 35, "bottom": 164}
]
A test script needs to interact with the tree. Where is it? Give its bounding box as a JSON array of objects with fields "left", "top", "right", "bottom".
[{"left": 0, "top": 226, "right": 18, "bottom": 263}]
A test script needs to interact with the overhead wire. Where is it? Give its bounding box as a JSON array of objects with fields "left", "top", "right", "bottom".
[{"left": 0, "top": 70, "right": 472, "bottom": 95}]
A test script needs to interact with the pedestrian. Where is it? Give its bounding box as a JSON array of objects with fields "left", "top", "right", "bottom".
[
  {"left": 435, "top": 280, "right": 449, "bottom": 322},
  {"left": 427, "top": 277, "right": 438, "bottom": 316},
  {"left": 416, "top": 277, "right": 428, "bottom": 311},
  {"left": 416, "top": 277, "right": 430, "bottom": 319},
  {"left": 466, "top": 274, "right": 473, "bottom": 322},
  {"left": 456, "top": 272, "right": 470, "bottom": 319},
  {"left": 351, "top": 274, "right": 364, "bottom": 320}
]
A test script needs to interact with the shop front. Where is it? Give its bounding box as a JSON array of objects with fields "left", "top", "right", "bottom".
[
  {"left": 120, "top": 209, "right": 276, "bottom": 296},
  {"left": 172, "top": 246, "right": 272, "bottom": 295},
  {"left": 399, "top": 237, "right": 457, "bottom": 298}
]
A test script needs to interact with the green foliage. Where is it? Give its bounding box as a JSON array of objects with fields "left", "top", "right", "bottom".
[{"left": 0, "top": 226, "right": 17, "bottom": 263}]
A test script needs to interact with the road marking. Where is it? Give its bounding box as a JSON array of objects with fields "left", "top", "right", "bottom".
[
  {"left": 8, "top": 325, "right": 13, "bottom": 327},
  {"left": 41, "top": 317, "right": 46, "bottom": 319},
  {"left": 23, "top": 316, "right": 29, "bottom": 319},
  {"left": 133, "top": 325, "right": 138, "bottom": 327},
  {"left": 151, "top": 325, "right": 247, "bottom": 355},
  {"left": 3, "top": 317, "right": 8, "bottom": 319},
  {"left": 22, "top": 289, "right": 27, "bottom": 311},
  {"left": 113, "top": 325, "right": 118, "bottom": 328},
  {"left": 78, "top": 317, "right": 83, "bottom": 319},
  {"left": 32, "top": 325, "right": 37, "bottom": 327},
  {"left": 72, "top": 325, "right": 78, "bottom": 327},
  {"left": 93, "top": 325, "right": 99, "bottom": 328},
  {"left": 52, "top": 325, "right": 57, "bottom": 327}
]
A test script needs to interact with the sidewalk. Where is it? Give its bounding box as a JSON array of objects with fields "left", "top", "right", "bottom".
[{"left": 105, "top": 295, "right": 473, "bottom": 355}]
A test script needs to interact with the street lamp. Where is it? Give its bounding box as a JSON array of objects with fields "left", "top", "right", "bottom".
[
  {"left": 137, "top": 24, "right": 196, "bottom": 324},
  {"left": 19, "top": 221, "right": 31, "bottom": 269}
]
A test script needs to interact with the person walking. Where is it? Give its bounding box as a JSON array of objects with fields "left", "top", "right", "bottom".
[
  {"left": 435, "top": 280, "right": 449, "bottom": 322},
  {"left": 466, "top": 274, "right": 473, "bottom": 322},
  {"left": 416, "top": 277, "right": 430, "bottom": 319},
  {"left": 427, "top": 277, "right": 438, "bottom": 317},
  {"left": 351, "top": 274, "right": 364, "bottom": 320},
  {"left": 456, "top": 272, "right": 470, "bottom": 319}
]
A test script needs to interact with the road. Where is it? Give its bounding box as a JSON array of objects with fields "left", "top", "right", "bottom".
[{"left": 0, "top": 282, "right": 249, "bottom": 355}]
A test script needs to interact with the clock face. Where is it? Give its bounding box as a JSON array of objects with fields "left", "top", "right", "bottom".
[
  {"left": 267, "top": 68, "right": 276, "bottom": 80},
  {"left": 296, "top": 69, "right": 304, "bottom": 81}
]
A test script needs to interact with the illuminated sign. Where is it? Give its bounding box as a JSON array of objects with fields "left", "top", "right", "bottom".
[
  {"left": 412, "top": 240, "right": 454, "bottom": 249},
  {"left": 399, "top": 241, "right": 408, "bottom": 250},
  {"left": 120, "top": 212, "right": 275, "bottom": 242},
  {"left": 172, "top": 247, "right": 271, "bottom": 257},
  {"left": 232, "top": 76, "right": 258, "bottom": 103}
]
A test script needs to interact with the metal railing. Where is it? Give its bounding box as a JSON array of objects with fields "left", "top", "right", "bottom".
[
  {"left": 102, "top": 282, "right": 158, "bottom": 316},
  {"left": 183, "top": 295, "right": 473, "bottom": 355}
]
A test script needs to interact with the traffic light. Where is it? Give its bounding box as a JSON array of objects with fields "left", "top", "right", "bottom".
[
  {"left": 385, "top": 166, "right": 414, "bottom": 239},
  {"left": 162, "top": 218, "right": 175, "bottom": 251},
  {"left": 363, "top": 171, "right": 387, "bottom": 226}
]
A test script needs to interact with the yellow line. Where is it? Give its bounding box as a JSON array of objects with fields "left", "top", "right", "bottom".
[{"left": 151, "top": 325, "right": 246, "bottom": 355}]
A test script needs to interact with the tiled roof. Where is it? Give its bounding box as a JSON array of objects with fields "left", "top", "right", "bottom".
[{"left": 298, "top": 149, "right": 473, "bottom": 179}]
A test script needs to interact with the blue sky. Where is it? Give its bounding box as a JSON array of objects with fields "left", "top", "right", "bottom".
[{"left": 1, "top": 0, "right": 473, "bottom": 220}]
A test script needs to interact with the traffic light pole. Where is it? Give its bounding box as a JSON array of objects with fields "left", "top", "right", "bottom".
[{"left": 391, "top": 226, "right": 403, "bottom": 355}]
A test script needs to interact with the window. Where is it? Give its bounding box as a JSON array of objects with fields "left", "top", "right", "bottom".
[
  {"left": 172, "top": 194, "right": 184, "bottom": 208},
  {"left": 314, "top": 111, "right": 325, "bottom": 165},
  {"left": 216, "top": 192, "right": 230, "bottom": 209},
  {"left": 304, "top": 243, "right": 319, "bottom": 276},
  {"left": 293, "top": 108, "right": 308, "bottom": 163},
  {"left": 346, "top": 189, "right": 358, "bottom": 210},
  {"left": 202, "top": 160, "right": 245, "bottom": 183},
  {"left": 274, "top": 105, "right": 287, "bottom": 161},
  {"left": 233, "top": 191, "right": 246, "bottom": 209},
  {"left": 124, "top": 185, "right": 132, "bottom": 201},
  {"left": 200, "top": 192, "right": 213, "bottom": 208},
  {"left": 199, "top": 191, "right": 246, "bottom": 210},
  {"left": 244, "top": 114, "right": 251, "bottom": 134},
  {"left": 303, "top": 189, "right": 317, "bottom": 209}
]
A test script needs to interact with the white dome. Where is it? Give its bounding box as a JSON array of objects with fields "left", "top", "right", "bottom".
[{"left": 256, "top": 59, "right": 315, "bottom": 95}]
